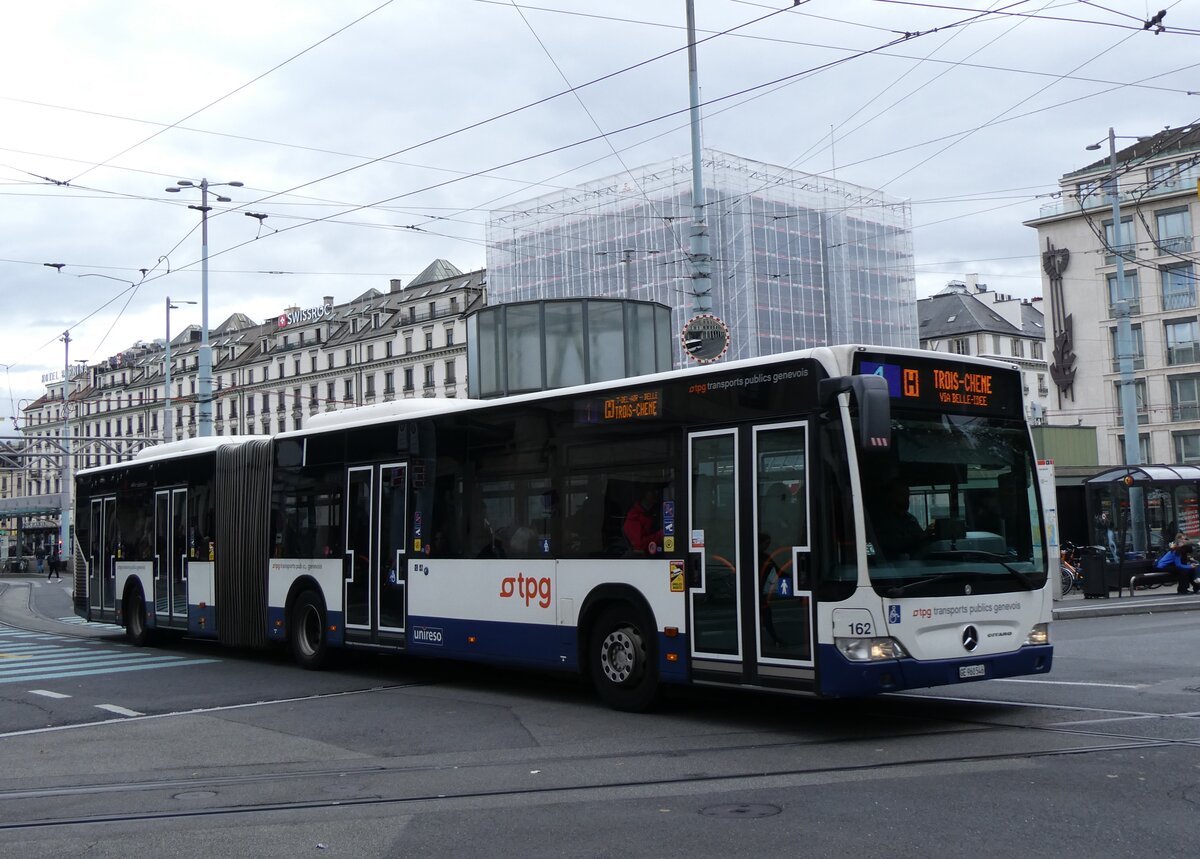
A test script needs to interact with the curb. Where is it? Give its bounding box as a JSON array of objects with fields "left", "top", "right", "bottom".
[{"left": 1053, "top": 593, "right": 1200, "bottom": 620}]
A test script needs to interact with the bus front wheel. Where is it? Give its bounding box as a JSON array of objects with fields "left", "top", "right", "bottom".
[
  {"left": 589, "top": 605, "right": 659, "bottom": 712},
  {"left": 125, "top": 587, "right": 150, "bottom": 647},
  {"left": 290, "top": 590, "right": 329, "bottom": 670}
]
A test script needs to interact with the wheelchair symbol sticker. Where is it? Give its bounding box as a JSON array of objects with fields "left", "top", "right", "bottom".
[{"left": 888, "top": 605, "right": 901, "bottom": 625}]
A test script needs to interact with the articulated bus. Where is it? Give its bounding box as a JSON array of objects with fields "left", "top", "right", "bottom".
[{"left": 74, "top": 345, "right": 1052, "bottom": 710}]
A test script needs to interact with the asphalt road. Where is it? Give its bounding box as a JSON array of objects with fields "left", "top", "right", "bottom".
[{"left": 1, "top": 577, "right": 1198, "bottom": 858}]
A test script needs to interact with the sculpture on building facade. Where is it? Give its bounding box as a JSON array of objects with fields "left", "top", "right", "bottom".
[{"left": 1043, "top": 240, "right": 1075, "bottom": 403}]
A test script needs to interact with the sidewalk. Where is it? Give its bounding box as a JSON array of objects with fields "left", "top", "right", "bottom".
[{"left": 1053, "top": 585, "right": 1200, "bottom": 620}]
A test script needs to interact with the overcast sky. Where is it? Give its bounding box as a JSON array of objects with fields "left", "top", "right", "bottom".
[{"left": 2, "top": 0, "right": 1197, "bottom": 414}]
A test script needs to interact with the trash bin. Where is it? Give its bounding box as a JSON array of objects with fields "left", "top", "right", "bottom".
[{"left": 1081, "top": 552, "right": 1108, "bottom": 598}]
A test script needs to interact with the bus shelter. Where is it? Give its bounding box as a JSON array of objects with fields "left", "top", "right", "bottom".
[{"left": 1085, "top": 464, "right": 1200, "bottom": 560}]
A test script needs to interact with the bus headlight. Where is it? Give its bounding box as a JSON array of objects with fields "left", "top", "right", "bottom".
[
  {"left": 835, "top": 637, "right": 909, "bottom": 662},
  {"left": 1024, "top": 623, "right": 1050, "bottom": 646}
]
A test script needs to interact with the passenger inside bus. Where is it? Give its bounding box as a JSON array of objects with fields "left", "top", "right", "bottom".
[
  {"left": 871, "top": 481, "right": 930, "bottom": 561},
  {"left": 623, "top": 486, "right": 663, "bottom": 554}
]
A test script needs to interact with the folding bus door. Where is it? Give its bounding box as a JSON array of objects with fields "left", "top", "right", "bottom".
[
  {"left": 344, "top": 467, "right": 373, "bottom": 634},
  {"left": 375, "top": 463, "right": 408, "bottom": 637},
  {"left": 752, "top": 422, "right": 815, "bottom": 670},
  {"left": 88, "top": 497, "right": 117, "bottom": 614},
  {"left": 689, "top": 429, "right": 743, "bottom": 674},
  {"left": 688, "top": 422, "right": 815, "bottom": 686},
  {"left": 344, "top": 462, "right": 409, "bottom": 644},
  {"left": 154, "top": 488, "right": 188, "bottom": 626}
]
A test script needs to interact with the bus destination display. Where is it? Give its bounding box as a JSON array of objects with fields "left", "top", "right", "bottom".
[
  {"left": 575, "top": 388, "right": 662, "bottom": 425},
  {"left": 855, "top": 354, "right": 1017, "bottom": 416}
]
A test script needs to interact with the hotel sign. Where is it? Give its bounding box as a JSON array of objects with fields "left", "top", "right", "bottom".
[{"left": 277, "top": 304, "right": 332, "bottom": 327}]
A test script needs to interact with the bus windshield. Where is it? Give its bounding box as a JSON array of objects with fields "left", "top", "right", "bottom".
[{"left": 860, "top": 409, "right": 1047, "bottom": 597}]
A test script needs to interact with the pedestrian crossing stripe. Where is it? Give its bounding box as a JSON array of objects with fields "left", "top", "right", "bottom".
[
  {"left": 56, "top": 616, "right": 122, "bottom": 629},
  {"left": 0, "top": 624, "right": 217, "bottom": 684}
]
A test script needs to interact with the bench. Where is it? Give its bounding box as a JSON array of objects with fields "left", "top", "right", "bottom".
[
  {"left": 1083, "top": 559, "right": 1152, "bottom": 598},
  {"left": 1128, "top": 563, "right": 1183, "bottom": 596}
]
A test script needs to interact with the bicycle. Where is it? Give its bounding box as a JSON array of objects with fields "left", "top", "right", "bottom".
[
  {"left": 1060, "top": 551, "right": 1079, "bottom": 596},
  {"left": 1059, "top": 541, "right": 1095, "bottom": 596}
]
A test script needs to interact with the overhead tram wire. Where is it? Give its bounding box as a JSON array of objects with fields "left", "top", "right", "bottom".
[
  {"left": 869, "top": 0, "right": 1200, "bottom": 35},
  {"left": 228, "top": 3, "right": 798, "bottom": 219},
  {"left": 784, "top": 0, "right": 1053, "bottom": 175},
  {"left": 8, "top": 5, "right": 1190, "bottom": 235},
  {"left": 64, "top": 0, "right": 399, "bottom": 186},
  {"left": 405, "top": 0, "right": 1077, "bottom": 239},
  {"left": 29, "top": 9, "right": 1189, "bottom": 343},
  {"left": 877, "top": 26, "right": 1142, "bottom": 191},
  {"left": 503, "top": 0, "right": 693, "bottom": 266}
]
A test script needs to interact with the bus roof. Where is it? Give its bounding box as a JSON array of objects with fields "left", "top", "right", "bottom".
[
  {"left": 77, "top": 434, "right": 263, "bottom": 477},
  {"left": 274, "top": 344, "right": 1020, "bottom": 441}
]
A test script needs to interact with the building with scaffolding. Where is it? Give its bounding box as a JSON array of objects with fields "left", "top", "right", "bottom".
[{"left": 486, "top": 150, "right": 917, "bottom": 364}]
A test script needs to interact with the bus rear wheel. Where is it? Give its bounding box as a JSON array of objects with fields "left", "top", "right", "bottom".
[
  {"left": 589, "top": 605, "right": 659, "bottom": 712},
  {"left": 125, "top": 587, "right": 150, "bottom": 647},
  {"left": 290, "top": 590, "right": 329, "bottom": 670}
]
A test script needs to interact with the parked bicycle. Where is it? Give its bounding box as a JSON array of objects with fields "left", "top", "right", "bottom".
[{"left": 1060, "top": 542, "right": 1081, "bottom": 596}]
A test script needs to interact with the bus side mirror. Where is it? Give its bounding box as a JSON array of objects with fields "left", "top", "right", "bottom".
[{"left": 820, "top": 374, "right": 891, "bottom": 452}]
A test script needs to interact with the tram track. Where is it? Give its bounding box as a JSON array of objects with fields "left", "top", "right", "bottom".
[
  {"left": 1, "top": 692, "right": 1196, "bottom": 833},
  {"left": 0, "top": 727, "right": 1182, "bottom": 832}
]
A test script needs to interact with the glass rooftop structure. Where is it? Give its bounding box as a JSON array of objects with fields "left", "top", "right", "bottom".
[{"left": 486, "top": 150, "right": 917, "bottom": 365}]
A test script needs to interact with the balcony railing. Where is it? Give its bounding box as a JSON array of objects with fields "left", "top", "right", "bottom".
[{"left": 1038, "top": 164, "right": 1200, "bottom": 218}]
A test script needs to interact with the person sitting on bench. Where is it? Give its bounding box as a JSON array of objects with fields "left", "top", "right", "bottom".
[{"left": 1155, "top": 540, "right": 1200, "bottom": 595}]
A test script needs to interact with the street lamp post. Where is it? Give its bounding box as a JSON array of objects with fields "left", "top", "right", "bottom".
[
  {"left": 1086, "top": 128, "right": 1147, "bottom": 552},
  {"left": 58, "top": 331, "right": 71, "bottom": 566},
  {"left": 163, "top": 297, "right": 197, "bottom": 444},
  {"left": 166, "top": 178, "right": 242, "bottom": 437}
]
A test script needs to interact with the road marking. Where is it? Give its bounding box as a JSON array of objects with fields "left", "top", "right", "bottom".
[
  {"left": 95, "top": 704, "right": 143, "bottom": 717},
  {"left": 0, "top": 624, "right": 218, "bottom": 684},
  {"left": 56, "top": 617, "right": 122, "bottom": 630},
  {"left": 994, "top": 678, "right": 1142, "bottom": 690},
  {"left": 29, "top": 689, "right": 71, "bottom": 699},
  {"left": 0, "top": 682, "right": 426, "bottom": 738}
]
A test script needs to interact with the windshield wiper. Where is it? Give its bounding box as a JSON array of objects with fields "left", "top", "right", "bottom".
[
  {"left": 924, "top": 549, "right": 1037, "bottom": 591},
  {"left": 886, "top": 571, "right": 975, "bottom": 599}
]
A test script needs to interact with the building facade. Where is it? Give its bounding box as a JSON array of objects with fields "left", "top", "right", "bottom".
[
  {"left": 1025, "top": 124, "right": 1200, "bottom": 465},
  {"left": 2, "top": 261, "right": 484, "bottom": 547},
  {"left": 917, "top": 279, "right": 1052, "bottom": 425},
  {"left": 486, "top": 150, "right": 917, "bottom": 364}
]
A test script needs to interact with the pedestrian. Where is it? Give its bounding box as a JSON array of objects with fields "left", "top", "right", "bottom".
[
  {"left": 48, "top": 543, "right": 62, "bottom": 581},
  {"left": 35, "top": 545, "right": 46, "bottom": 577},
  {"left": 1154, "top": 540, "right": 1200, "bottom": 595}
]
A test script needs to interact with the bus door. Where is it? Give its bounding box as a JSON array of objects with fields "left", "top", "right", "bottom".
[
  {"left": 88, "top": 497, "right": 117, "bottom": 614},
  {"left": 344, "top": 467, "right": 373, "bottom": 635},
  {"left": 376, "top": 463, "right": 408, "bottom": 637},
  {"left": 752, "top": 422, "right": 814, "bottom": 670},
  {"left": 154, "top": 488, "right": 188, "bottom": 625},
  {"left": 689, "top": 430, "right": 742, "bottom": 671},
  {"left": 344, "top": 462, "right": 409, "bottom": 643},
  {"left": 688, "top": 423, "right": 815, "bottom": 683}
]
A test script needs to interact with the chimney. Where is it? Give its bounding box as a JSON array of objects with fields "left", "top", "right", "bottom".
[
  {"left": 390, "top": 278, "right": 403, "bottom": 293},
  {"left": 323, "top": 295, "right": 334, "bottom": 308}
]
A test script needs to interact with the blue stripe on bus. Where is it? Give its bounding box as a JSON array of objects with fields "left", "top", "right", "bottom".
[
  {"left": 816, "top": 643, "right": 1053, "bottom": 697},
  {"left": 188, "top": 605, "right": 217, "bottom": 637},
  {"left": 398, "top": 615, "right": 690, "bottom": 683}
]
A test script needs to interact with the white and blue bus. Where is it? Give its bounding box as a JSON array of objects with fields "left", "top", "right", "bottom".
[{"left": 74, "top": 345, "right": 1052, "bottom": 710}]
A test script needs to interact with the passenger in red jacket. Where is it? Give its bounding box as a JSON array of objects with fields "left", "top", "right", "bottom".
[{"left": 623, "top": 488, "right": 663, "bottom": 554}]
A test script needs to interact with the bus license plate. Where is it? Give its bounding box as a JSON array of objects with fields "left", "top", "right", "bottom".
[{"left": 959, "top": 664, "right": 985, "bottom": 679}]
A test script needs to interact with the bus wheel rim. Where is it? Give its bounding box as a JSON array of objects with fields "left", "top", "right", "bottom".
[
  {"left": 299, "top": 605, "right": 321, "bottom": 656},
  {"left": 601, "top": 627, "right": 642, "bottom": 684}
]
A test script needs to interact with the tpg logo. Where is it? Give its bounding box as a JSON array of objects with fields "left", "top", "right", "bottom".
[{"left": 500, "top": 573, "right": 552, "bottom": 608}]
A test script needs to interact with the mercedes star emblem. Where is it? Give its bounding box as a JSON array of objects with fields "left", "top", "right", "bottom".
[{"left": 962, "top": 625, "right": 979, "bottom": 652}]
